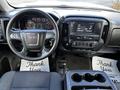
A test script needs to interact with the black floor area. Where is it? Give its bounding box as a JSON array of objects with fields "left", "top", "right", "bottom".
[{"left": 65, "top": 54, "right": 91, "bottom": 70}]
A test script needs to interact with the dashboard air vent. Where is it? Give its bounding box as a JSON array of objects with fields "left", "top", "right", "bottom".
[{"left": 101, "top": 22, "right": 109, "bottom": 43}]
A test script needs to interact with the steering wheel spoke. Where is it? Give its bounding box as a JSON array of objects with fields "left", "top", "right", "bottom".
[
  {"left": 40, "top": 47, "right": 49, "bottom": 57},
  {"left": 18, "top": 47, "right": 28, "bottom": 56},
  {"left": 46, "top": 30, "right": 56, "bottom": 40}
]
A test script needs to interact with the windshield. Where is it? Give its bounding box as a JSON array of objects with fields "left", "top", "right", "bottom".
[{"left": 7, "top": 0, "right": 120, "bottom": 10}]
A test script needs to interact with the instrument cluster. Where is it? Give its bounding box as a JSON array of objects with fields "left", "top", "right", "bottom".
[
  {"left": 24, "top": 17, "right": 54, "bottom": 30},
  {"left": 11, "top": 14, "right": 54, "bottom": 31}
]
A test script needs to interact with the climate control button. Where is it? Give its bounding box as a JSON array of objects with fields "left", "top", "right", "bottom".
[{"left": 72, "top": 41, "right": 98, "bottom": 48}]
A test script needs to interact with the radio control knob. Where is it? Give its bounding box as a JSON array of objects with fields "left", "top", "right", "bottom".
[
  {"left": 89, "top": 43, "right": 93, "bottom": 47},
  {"left": 92, "top": 42, "right": 97, "bottom": 47},
  {"left": 83, "top": 36, "right": 87, "bottom": 39},
  {"left": 66, "top": 43, "right": 69, "bottom": 46},
  {"left": 73, "top": 42, "right": 76, "bottom": 46},
  {"left": 76, "top": 36, "right": 81, "bottom": 40}
]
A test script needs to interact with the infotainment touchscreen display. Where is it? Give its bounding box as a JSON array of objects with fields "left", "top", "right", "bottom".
[{"left": 68, "top": 21, "right": 102, "bottom": 35}]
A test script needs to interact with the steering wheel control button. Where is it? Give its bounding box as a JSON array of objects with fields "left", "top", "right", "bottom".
[{"left": 10, "top": 33, "right": 20, "bottom": 40}]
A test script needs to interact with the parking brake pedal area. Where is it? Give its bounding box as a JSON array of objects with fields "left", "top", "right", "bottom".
[{"left": 20, "top": 58, "right": 50, "bottom": 72}]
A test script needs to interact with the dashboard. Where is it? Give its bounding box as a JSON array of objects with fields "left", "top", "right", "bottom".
[{"left": 0, "top": 8, "right": 120, "bottom": 54}]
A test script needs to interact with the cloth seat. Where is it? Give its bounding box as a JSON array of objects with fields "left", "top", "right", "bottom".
[{"left": 0, "top": 71, "right": 62, "bottom": 90}]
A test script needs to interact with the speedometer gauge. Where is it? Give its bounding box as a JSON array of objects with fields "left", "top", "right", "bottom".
[{"left": 25, "top": 20, "right": 36, "bottom": 29}]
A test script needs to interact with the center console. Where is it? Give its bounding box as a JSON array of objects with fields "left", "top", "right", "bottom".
[
  {"left": 59, "top": 16, "right": 109, "bottom": 52},
  {"left": 65, "top": 70, "right": 117, "bottom": 90}
]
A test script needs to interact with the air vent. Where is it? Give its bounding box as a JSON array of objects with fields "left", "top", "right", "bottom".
[
  {"left": 2, "top": 18, "right": 9, "bottom": 40},
  {"left": 3, "top": 18, "right": 9, "bottom": 32},
  {"left": 0, "top": 18, "right": 9, "bottom": 41},
  {"left": 101, "top": 22, "right": 109, "bottom": 43}
]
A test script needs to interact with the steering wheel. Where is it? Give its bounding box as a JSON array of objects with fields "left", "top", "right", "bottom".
[{"left": 6, "top": 9, "right": 59, "bottom": 61}]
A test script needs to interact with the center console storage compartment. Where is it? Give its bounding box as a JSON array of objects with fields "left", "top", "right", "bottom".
[{"left": 65, "top": 70, "right": 117, "bottom": 90}]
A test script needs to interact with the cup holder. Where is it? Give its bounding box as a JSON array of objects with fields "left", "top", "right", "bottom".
[
  {"left": 71, "top": 73, "right": 82, "bottom": 82},
  {"left": 95, "top": 74, "right": 106, "bottom": 83},
  {"left": 84, "top": 73, "right": 94, "bottom": 82},
  {"left": 71, "top": 73, "right": 106, "bottom": 83}
]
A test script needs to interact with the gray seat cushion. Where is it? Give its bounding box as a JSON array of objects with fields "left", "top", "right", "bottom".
[{"left": 0, "top": 71, "right": 62, "bottom": 90}]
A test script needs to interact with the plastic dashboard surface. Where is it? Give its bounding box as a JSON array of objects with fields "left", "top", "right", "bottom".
[{"left": 0, "top": 8, "right": 120, "bottom": 50}]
